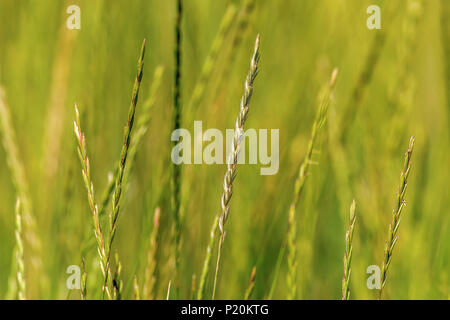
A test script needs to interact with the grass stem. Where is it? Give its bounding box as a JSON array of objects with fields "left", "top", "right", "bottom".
[
  {"left": 212, "top": 35, "right": 260, "bottom": 299},
  {"left": 342, "top": 199, "right": 356, "bottom": 300},
  {"left": 379, "top": 136, "right": 415, "bottom": 300}
]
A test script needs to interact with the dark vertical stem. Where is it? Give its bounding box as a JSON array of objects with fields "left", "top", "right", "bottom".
[{"left": 172, "top": 0, "right": 183, "bottom": 300}]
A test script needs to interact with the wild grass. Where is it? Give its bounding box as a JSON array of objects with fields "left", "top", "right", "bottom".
[
  {"left": 81, "top": 258, "right": 86, "bottom": 300},
  {"left": 211, "top": 34, "right": 260, "bottom": 299},
  {"left": 286, "top": 69, "right": 338, "bottom": 300},
  {"left": 74, "top": 104, "right": 110, "bottom": 298},
  {"left": 14, "top": 199, "right": 26, "bottom": 300},
  {"left": 106, "top": 39, "right": 146, "bottom": 297},
  {"left": 41, "top": 25, "right": 77, "bottom": 187},
  {"left": 171, "top": 0, "right": 183, "bottom": 299},
  {"left": 342, "top": 200, "right": 356, "bottom": 300},
  {"left": 379, "top": 136, "right": 415, "bottom": 300},
  {"left": 73, "top": 39, "right": 146, "bottom": 299},
  {"left": 0, "top": 86, "right": 45, "bottom": 297},
  {"left": 98, "top": 66, "right": 165, "bottom": 220},
  {"left": 0, "top": 1, "right": 447, "bottom": 301}
]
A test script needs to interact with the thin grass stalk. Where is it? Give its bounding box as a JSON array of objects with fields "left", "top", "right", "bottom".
[
  {"left": 187, "top": 3, "right": 237, "bottom": 111},
  {"left": 74, "top": 104, "right": 111, "bottom": 299},
  {"left": 126, "top": 66, "right": 165, "bottom": 179},
  {"left": 0, "top": 86, "right": 44, "bottom": 296},
  {"left": 379, "top": 136, "right": 415, "bottom": 300},
  {"left": 81, "top": 257, "right": 87, "bottom": 300},
  {"left": 244, "top": 266, "right": 256, "bottom": 300},
  {"left": 286, "top": 69, "right": 338, "bottom": 300},
  {"left": 286, "top": 205, "right": 298, "bottom": 300},
  {"left": 189, "top": 6, "right": 254, "bottom": 292},
  {"left": 105, "top": 39, "right": 146, "bottom": 296},
  {"left": 342, "top": 199, "right": 356, "bottom": 300},
  {"left": 143, "top": 207, "right": 161, "bottom": 299},
  {"left": 212, "top": 35, "right": 260, "bottom": 299},
  {"left": 98, "top": 66, "right": 164, "bottom": 218},
  {"left": 15, "top": 199, "right": 26, "bottom": 300},
  {"left": 171, "top": 0, "right": 183, "bottom": 299}
]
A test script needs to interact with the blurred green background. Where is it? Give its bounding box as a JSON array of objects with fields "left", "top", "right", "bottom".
[{"left": 0, "top": 0, "right": 448, "bottom": 299}]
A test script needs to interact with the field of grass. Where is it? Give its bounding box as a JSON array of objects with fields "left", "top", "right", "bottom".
[{"left": 0, "top": 0, "right": 449, "bottom": 300}]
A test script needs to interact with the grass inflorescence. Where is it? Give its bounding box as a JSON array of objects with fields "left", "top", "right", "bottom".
[
  {"left": 74, "top": 104, "right": 110, "bottom": 298},
  {"left": 212, "top": 34, "right": 260, "bottom": 300},
  {"left": 14, "top": 199, "right": 26, "bottom": 300},
  {"left": 342, "top": 199, "right": 356, "bottom": 300},
  {"left": 74, "top": 39, "right": 146, "bottom": 299},
  {"left": 106, "top": 39, "right": 146, "bottom": 297},
  {"left": 379, "top": 136, "right": 415, "bottom": 300}
]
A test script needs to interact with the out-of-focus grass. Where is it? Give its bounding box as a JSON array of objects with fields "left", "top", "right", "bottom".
[{"left": 0, "top": 0, "right": 448, "bottom": 299}]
